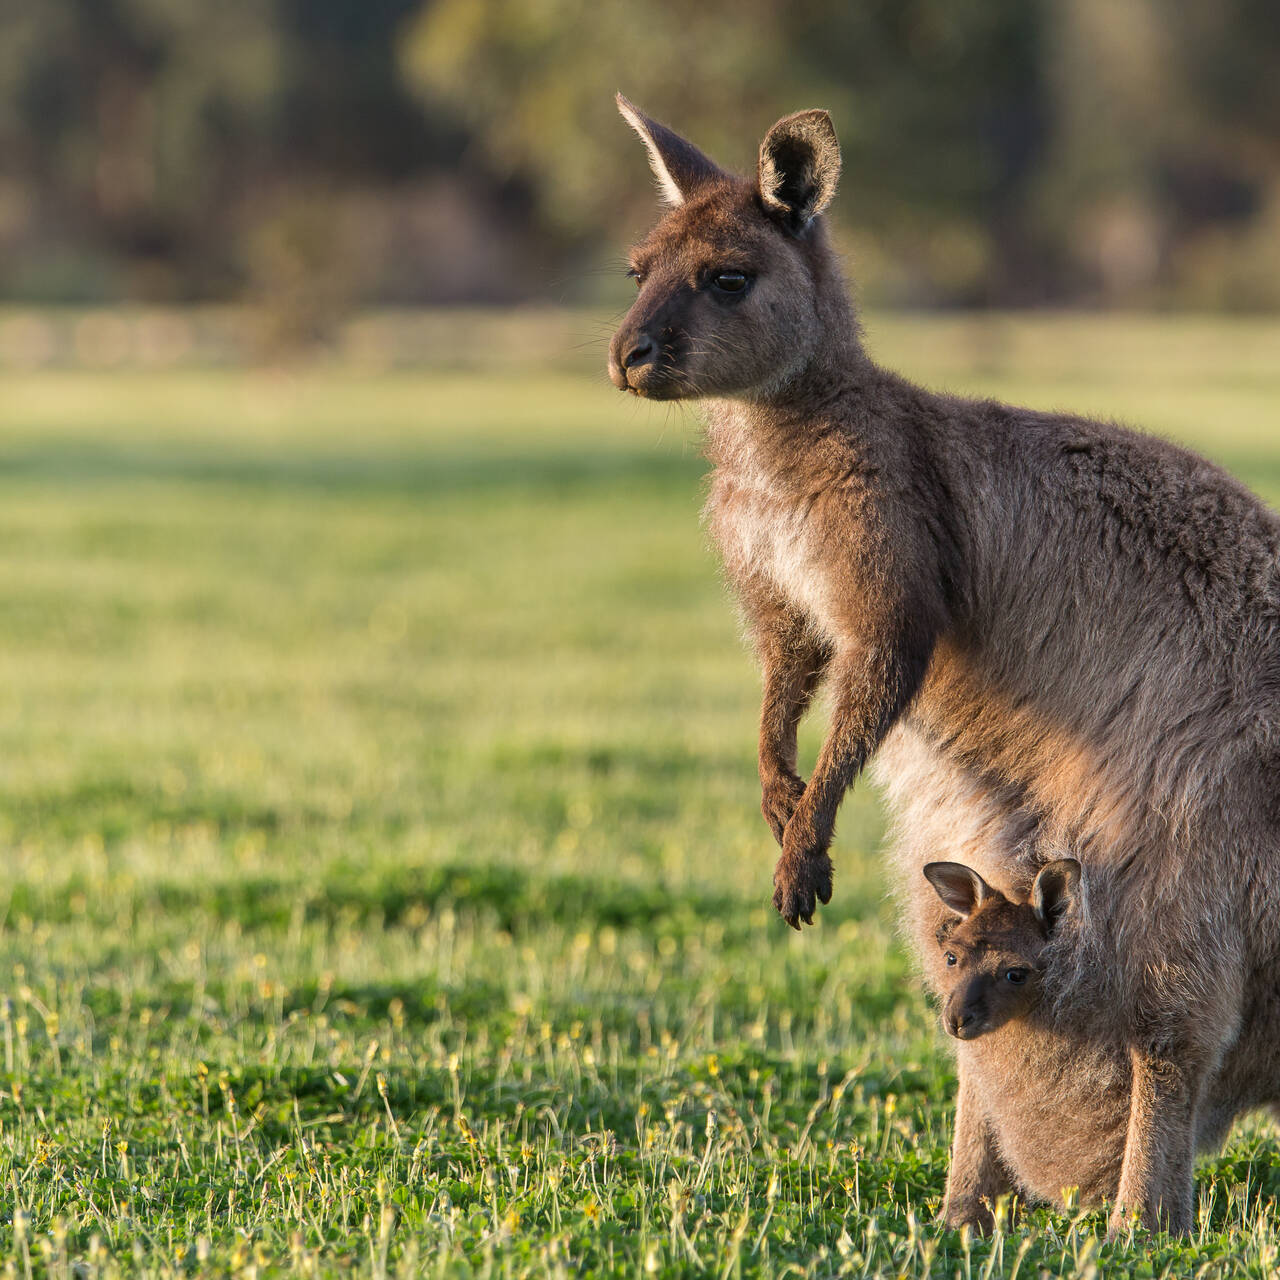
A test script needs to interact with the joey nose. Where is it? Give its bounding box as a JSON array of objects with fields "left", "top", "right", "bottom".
[
  {"left": 623, "top": 334, "right": 657, "bottom": 370},
  {"left": 943, "top": 1003, "right": 980, "bottom": 1039}
]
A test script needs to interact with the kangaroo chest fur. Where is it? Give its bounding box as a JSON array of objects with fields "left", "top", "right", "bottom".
[
  {"left": 961, "top": 1030, "right": 1131, "bottom": 1207},
  {"left": 707, "top": 465, "right": 836, "bottom": 631},
  {"left": 702, "top": 403, "right": 855, "bottom": 640}
]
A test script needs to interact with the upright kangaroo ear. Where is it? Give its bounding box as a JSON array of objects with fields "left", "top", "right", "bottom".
[
  {"left": 1032, "top": 859, "right": 1081, "bottom": 931},
  {"left": 616, "top": 94, "right": 725, "bottom": 207},
  {"left": 758, "top": 109, "right": 841, "bottom": 233},
  {"left": 923, "top": 862, "right": 993, "bottom": 919}
]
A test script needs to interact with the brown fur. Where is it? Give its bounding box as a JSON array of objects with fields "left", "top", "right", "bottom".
[
  {"left": 924, "top": 859, "right": 1078, "bottom": 1042},
  {"left": 608, "top": 96, "right": 1280, "bottom": 1235},
  {"left": 923, "top": 859, "right": 1280, "bottom": 1230},
  {"left": 924, "top": 859, "right": 1130, "bottom": 1224}
]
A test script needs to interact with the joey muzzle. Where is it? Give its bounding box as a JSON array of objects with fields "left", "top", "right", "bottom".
[
  {"left": 943, "top": 980, "right": 989, "bottom": 1040},
  {"left": 944, "top": 997, "right": 986, "bottom": 1040}
]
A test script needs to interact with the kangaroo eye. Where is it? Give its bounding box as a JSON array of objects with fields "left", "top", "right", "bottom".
[
  {"left": 1005, "top": 968, "right": 1029, "bottom": 985},
  {"left": 944, "top": 952, "right": 956, "bottom": 967},
  {"left": 711, "top": 271, "right": 748, "bottom": 294},
  {"left": 627, "top": 268, "right": 645, "bottom": 289}
]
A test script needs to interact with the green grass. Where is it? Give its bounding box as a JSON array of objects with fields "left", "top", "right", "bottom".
[{"left": 1, "top": 312, "right": 1279, "bottom": 1277}]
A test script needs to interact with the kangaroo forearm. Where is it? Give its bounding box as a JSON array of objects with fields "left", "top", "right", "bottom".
[
  {"left": 757, "top": 639, "right": 830, "bottom": 848},
  {"left": 799, "top": 640, "right": 931, "bottom": 836},
  {"left": 758, "top": 647, "right": 828, "bottom": 776},
  {"left": 741, "top": 577, "right": 830, "bottom": 779},
  {"left": 773, "top": 623, "right": 936, "bottom": 925},
  {"left": 811, "top": 708, "right": 877, "bottom": 799}
]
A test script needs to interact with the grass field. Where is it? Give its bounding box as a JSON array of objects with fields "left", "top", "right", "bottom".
[{"left": 2, "top": 313, "right": 1279, "bottom": 1277}]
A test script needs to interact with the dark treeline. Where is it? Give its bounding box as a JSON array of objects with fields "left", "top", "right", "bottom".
[{"left": 1, "top": 0, "right": 1278, "bottom": 312}]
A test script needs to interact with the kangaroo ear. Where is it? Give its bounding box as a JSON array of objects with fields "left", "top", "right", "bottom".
[
  {"left": 923, "top": 862, "right": 992, "bottom": 919},
  {"left": 616, "top": 94, "right": 725, "bottom": 207},
  {"left": 1032, "top": 859, "right": 1081, "bottom": 930},
  {"left": 758, "top": 109, "right": 841, "bottom": 233}
]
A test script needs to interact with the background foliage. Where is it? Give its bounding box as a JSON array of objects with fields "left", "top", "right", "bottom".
[{"left": 2, "top": 0, "right": 1280, "bottom": 310}]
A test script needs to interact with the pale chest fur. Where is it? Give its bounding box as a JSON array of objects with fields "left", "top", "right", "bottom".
[
  {"left": 706, "top": 464, "right": 836, "bottom": 635},
  {"left": 960, "top": 1032, "right": 1130, "bottom": 1206}
]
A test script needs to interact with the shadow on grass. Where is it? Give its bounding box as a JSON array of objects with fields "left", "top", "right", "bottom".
[
  {"left": 4, "top": 858, "right": 749, "bottom": 935},
  {"left": 0, "top": 441, "right": 702, "bottom": 498}
]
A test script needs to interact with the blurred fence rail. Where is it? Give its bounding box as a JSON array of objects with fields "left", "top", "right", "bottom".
[
  {"left": 0, "top": 307, "right": 1277, "bottom": 391},
  {"left": 0, "top": 307, "right": 616, "bottom": 374}
]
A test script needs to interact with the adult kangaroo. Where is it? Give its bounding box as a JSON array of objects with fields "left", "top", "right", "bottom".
[{"left": 607, "top": 95, "right": 1280, "bottom": 1236}]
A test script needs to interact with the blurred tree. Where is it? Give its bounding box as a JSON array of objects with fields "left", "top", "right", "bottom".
[
  {"left": 783, "top": 0, "right": 1047, "bottom": 303},
  {"left": 401, "top": 0, "right": 782, "bottom": 233},
  {"left": 401, "top": 0, "right": 1280, "bottom": 306},
  {"left": 1030, "top": 0, "right": 1280, "bottom": 306},
  {"left": 275, "top": 0, "right": 449, "bottom": 178},
  {"left": 0, "top": 0, "right": 283, "bottom": 298},
  {"left": 400, "top": 0, "right": 1049, "bottom": 302},
  {"left": 1172, "top": 0, "right": 1280, "bottom": 163},
  {"left": 0, "top": 0, "right": 1276, "bottom": 309}
]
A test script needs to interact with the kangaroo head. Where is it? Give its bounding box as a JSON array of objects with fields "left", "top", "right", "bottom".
[
  {"left": 923, "top": 859, "right": 1081, "bottom": 1041},
  {"left": 608, "top": 95, "right": 843, "bottom": 401}
]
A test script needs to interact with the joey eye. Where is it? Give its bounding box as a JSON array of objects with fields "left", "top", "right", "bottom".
[
  {"left": 1005, "top": 968, "right": 1029, "bottom": 985},
  {"left": 711, "top": 270, "right": 749, "bottom": 294},
  {"left": 944, "top": 952, "right": 956, "bottom": 967}
]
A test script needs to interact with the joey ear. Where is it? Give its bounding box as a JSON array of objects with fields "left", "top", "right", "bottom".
[
  {"left": 616, "top": 94, "right": 725, "bottom": 207},
  {"left": 1032, "top": 859, "right": 1081, "bottom": 930},
  {"left": 758, "top": 109, "right": 841, "bottom": 232},
  {"left": 923, "top": 862, "right": 993, "bottom": 919}
]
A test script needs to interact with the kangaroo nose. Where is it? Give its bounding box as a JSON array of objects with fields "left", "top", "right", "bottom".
[{"left": 623, "top": 334, "right": 656, "bottom": 369}]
